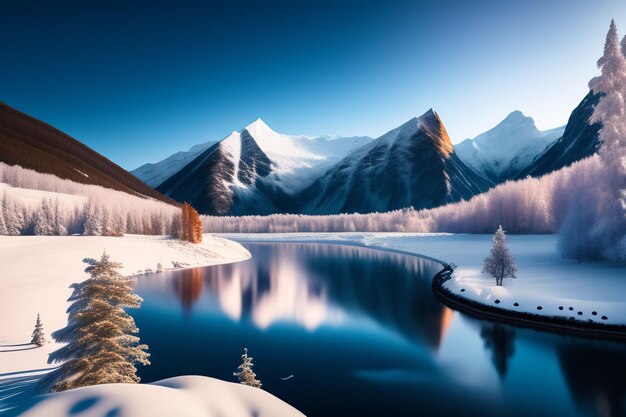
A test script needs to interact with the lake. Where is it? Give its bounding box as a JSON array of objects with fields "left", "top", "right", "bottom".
[{"left": 131, "top": 242, "right": 626, "bottom": 417}]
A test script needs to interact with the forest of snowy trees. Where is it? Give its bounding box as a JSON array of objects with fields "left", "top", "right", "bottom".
[
  {"left": 0, "top": 162, "right": 179, "bottom": 236},
  {"left": 202, "top": 155, "right": 600, "bottom": 235}
]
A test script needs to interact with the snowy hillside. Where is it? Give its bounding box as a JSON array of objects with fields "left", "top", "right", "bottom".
[
  {"left": 455, "top": 111, "right": 564, "bottom": 183},
  {"left": 18, "top": 376, "right": 304, "bottom": 417},
  {"left": 131, "top": 141, "right": 217, "bottom": 187}
]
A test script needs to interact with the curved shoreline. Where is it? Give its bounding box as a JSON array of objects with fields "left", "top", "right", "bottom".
[
  {"left": 432, "top": 268, "right": 626, "bottom": 341},
  {"left": 231, "top": 236, "right": 626, "bottom": 341}
]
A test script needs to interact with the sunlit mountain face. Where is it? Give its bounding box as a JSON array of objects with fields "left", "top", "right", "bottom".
[{"left": 130, "top": 243, "right": 626, "bottom": 417}]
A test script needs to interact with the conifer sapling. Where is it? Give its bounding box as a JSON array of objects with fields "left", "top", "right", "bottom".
[
  {"left": 483, "top": 225, "right": 517, "bottom": 286},
  {"left": 31, "top": 313, "right": 46, "bottom": 347},
  {"left": 233, "top": 347, "right": 262, "bottom": 389}
]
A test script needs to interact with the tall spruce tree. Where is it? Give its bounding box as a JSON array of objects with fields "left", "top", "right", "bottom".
[
  {"left": 587, "top": 19, "right": 626, "bottom": 261},
  {"left": 45, "top": 252, "right": 150, "bottom": 392},
  {"left": 233, "top": 348, "right": 262, "bottom": 389},
  {"left": 31, "top": 313, "right": 46, "bottom": 347},
  {"left": 483, "top": 226, "right": 517, "bottom": 286}
]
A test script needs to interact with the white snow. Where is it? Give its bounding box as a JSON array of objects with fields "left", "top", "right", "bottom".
[
  {"left": 0, "top": 182, "right": 87, "bottom": 210},
  {"left": 18, "top": 375, "right": 304, "bottom": 417},
  {"left": 0, "top": 234, "right": 250, "bottom": 376},
  {"left": 455, "top": 111, "right": 564, "bottom": 179},
  {"left": 241, "top": 118, "right": 373, "bottom": 193},
  {"left": 221, "top": 233, "right": 626, "bottom": 325}
]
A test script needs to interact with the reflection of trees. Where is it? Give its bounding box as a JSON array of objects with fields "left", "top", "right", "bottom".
[
  {"left": 558, "top": 343, "right": 626, "bottom": 417},
  {"left": 172, "top": 268, "right": 203, "bottom": 311},
  {"left": 195, "top": 243, "right": 453, "bottom": 349},
  {"left": 480, "top": 323, "right": 516, "bottom": 380}
]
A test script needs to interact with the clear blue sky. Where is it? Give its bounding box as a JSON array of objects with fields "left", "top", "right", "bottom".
[{"left": 1, "top": 0, "right": 625, "bottom": 170}]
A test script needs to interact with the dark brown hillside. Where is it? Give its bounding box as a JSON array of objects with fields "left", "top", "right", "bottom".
[{"left": 0, "top": 101, "right": 177, "bottom": 205}]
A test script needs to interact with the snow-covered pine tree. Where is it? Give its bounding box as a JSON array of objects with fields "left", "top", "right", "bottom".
[
  {"left": 0, "top": 196, "right": 7, "bottom": 235},
  {"left": 233, "top": 347, "right": 262, "bottom": 389},
  {"left": 52, "top": 199, "right": 67, "bottom": 236},
  {"left": 31, "top": 313, "right": 46, "bottom": 346},
  {"left": 34, "top": 199, "right": 55, "bottom": 236},
  {"left": 483, "top": 225, "right": 517, "bottom": 286},
  {"left": 3, "top": 193, "right": 25, "bottom": 235},
  {"left": 562, "top": 19, "right": 626, "bottom": 261},
  {"left": 83, "top": 201, "right": 103, "bottom": 236},
  {"left": 587, "top": 19, "right": 626, "bottom": 261},
  {"left": 46, "top": 252, "right": 150, "bottom": 392}
]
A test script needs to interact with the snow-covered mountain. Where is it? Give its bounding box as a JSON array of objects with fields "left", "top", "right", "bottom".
[
  {"left": 516, "top": 91, "right": 601, "bottom": 179},
  {"left": 132, "top": 141, "right": 217, "bottom": 187},
  {"left": 299, "top": 109, "right": 492, "bottom": 214},
  {"left": 156, "top": 119, "right": 373, "bottom": 215},
  {"left": 455, "top": 111, "right": 564, "bottom": 183}
]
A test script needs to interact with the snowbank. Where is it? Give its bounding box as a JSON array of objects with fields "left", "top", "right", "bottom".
[
  {"left": 223, "top": 233, "right": 626, "bottom": 325},
  {"left": 0, "top": 234, "right": 250, "bottom": 375},
  {"left": 19, "top": 375, "right": 304, "bottom": 417}
]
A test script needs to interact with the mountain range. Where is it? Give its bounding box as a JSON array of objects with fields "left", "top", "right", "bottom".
[
  {"left": 133, "top": 91, "right": 600, "bottom": 216},
  {"left": 0, "top": 88, "right": 601, "bottom": 217}
]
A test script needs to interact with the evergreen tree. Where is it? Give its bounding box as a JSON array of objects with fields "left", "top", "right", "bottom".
[
  {"left": 483, "top": 225, "right": 517, "bottom": 286},
  {"left": 33, "top": 199, "right": 52, "bottom": 235},
  {"left": 83, "top": 201, "right": 103, "bottom": 236},
  {"left": 46, "top": 252, "right": 150, "bottom": 392},
  {"left": 579, "top": 19, "right": 626, "bottom": 261},
  {"left": 0, "top": 197, "right": 7, "bottom": 235},
  {"left": 233, "top": 347, "right": 262, "bottom": 388},
  {"left": 52, "top": 199, "right": 67, "bottom": 236},
  {"left": 31, "top": 313, "right": 46, "bottom": 347}
]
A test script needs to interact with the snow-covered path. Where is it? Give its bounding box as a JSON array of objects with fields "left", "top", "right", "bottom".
[{"left": 222, "top": 233, "right": 626, "bottom": 325}]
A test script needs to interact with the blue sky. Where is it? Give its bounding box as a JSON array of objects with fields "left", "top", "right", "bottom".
[{"left": 1, "top": 0, "right": 625, "bottom": 169}]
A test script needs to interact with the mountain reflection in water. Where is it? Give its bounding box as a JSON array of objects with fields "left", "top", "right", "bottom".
[{"left": 131, "top": 242, "right": 626, "bottom": 417}]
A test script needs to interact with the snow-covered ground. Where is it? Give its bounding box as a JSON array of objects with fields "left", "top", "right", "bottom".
[
  {"left": 0, "top": 234, "right": 308, "bottom": 417},
  {"left": 0, "top": 234, "right": 249, "bottom": 375},
  {"left": 18, "top": 376, "right": 304, "bottom": 417},
  {"left": 223, "top": 233, "right": 626, "bottom": 325}
]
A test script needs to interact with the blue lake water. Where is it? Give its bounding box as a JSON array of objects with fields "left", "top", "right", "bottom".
[{"left": 131, "top": 242, "right": 626, "bottom": 417}]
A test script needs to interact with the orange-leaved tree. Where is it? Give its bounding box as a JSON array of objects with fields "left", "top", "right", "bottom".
[{"left": 180, "top": 202, "right": 202, "bottom": 243}]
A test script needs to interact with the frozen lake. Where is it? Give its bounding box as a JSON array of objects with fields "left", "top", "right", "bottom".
[{"left": 132, "top": 242, "right": 626, "bottom": 417}]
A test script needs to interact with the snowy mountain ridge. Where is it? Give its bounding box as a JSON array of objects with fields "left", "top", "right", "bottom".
[{"left": 454, "top": 111, "right": 565, "bottom": 183}]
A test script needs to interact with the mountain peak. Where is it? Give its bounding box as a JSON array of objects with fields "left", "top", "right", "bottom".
[{"left": 418, "top": 109, "right": 454, "bottom": 156}]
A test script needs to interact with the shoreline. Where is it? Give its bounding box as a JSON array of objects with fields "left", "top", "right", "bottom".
[
  {"left": 431, "top": 268, "right": 626, "bottom": 341},
  {"left": 229, "top": 234, "right": 626, "bottom": 341}
]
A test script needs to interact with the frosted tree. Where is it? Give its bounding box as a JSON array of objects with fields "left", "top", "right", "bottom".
[
  {"left": 83, "top": 201, "right": 103, "bottom": 236},
  {"left": 561, "top": 19, "right": 626, "bottom": 261},
  {"left": 31, "top": 313, "right": 46, "bottom": 347},
  {"left": 34, "top": 199, "right": 55, "bottom": 235},
  {"left": 483, "top": 226, "right": 517, "bottom": 286},
  {"left": 46, "top": 252, "right": 150, "bottom": 392},
  {"left": 0, "top": 197, "right": 7, "bottom": 235},
  {"left": 52, "top": 199, "right": 67, "bottom": 236},
  {"left": 233, "top": 348, "right": 262, "bottom": 388}
]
